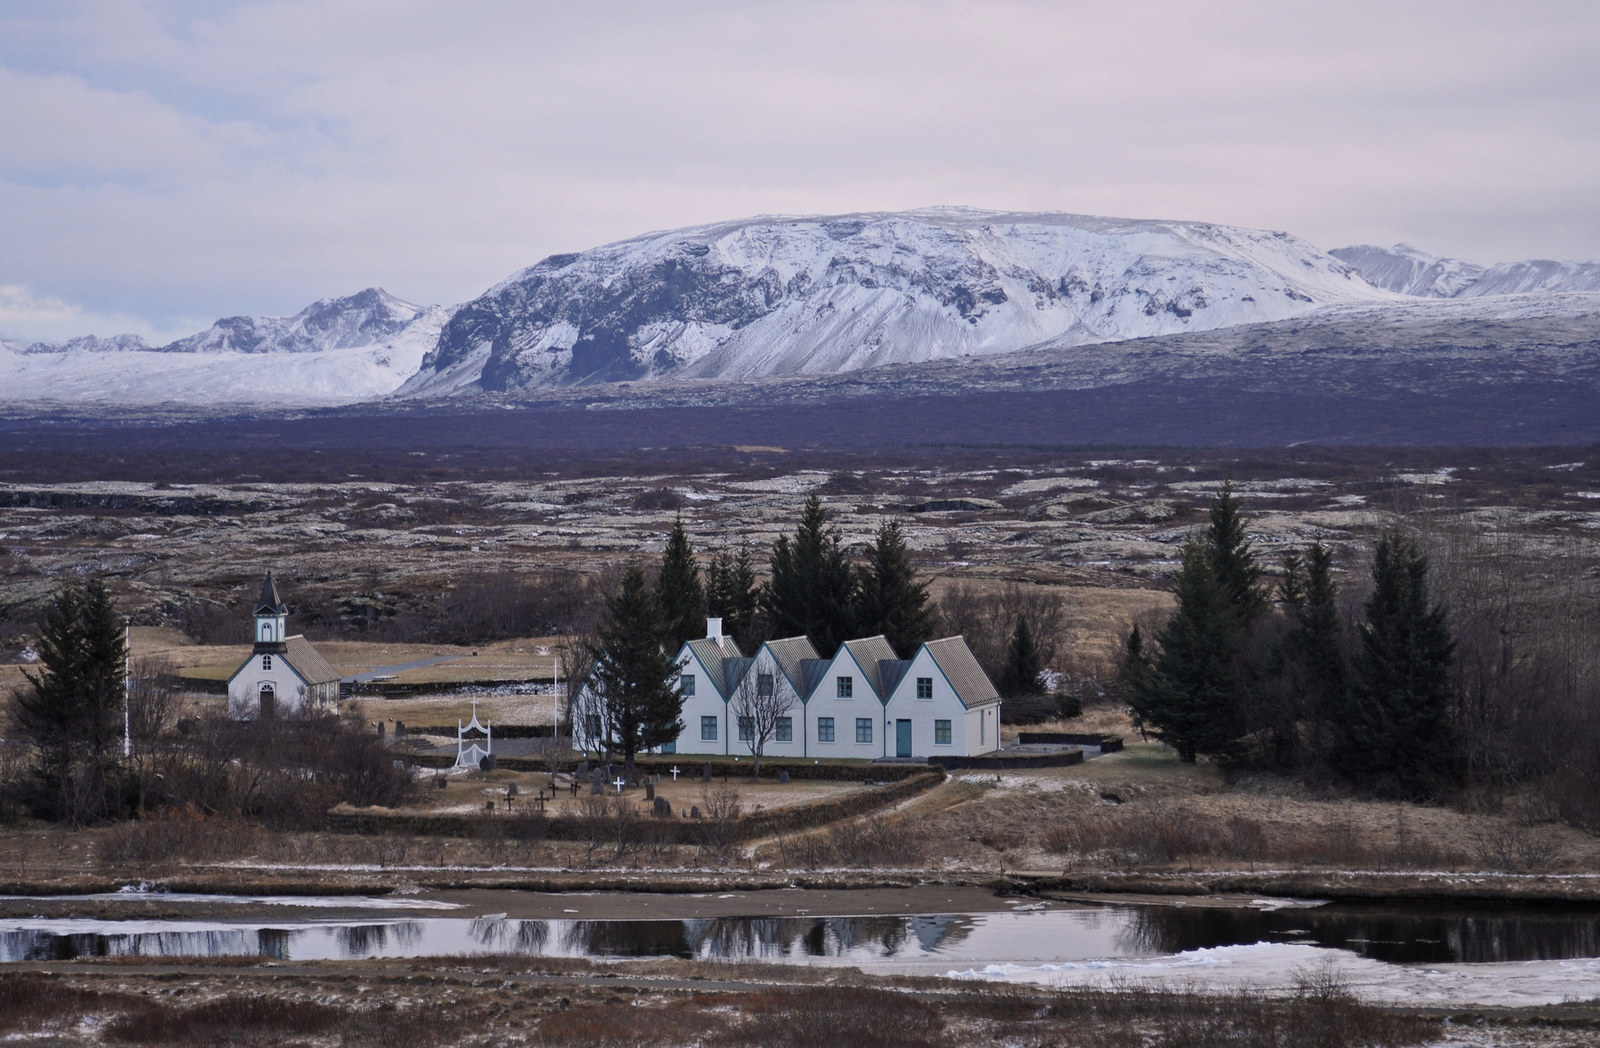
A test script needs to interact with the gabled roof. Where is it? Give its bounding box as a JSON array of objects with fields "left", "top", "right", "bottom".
[
  {"left": 924, "top": 636, "right": 1000, "bottom": 709},
  {"left": 800, "top": 658, "right": 829, "bottom": 699},
  {"left": 837, "top": 636, "right": 899, "bottom": 698},
  {"left": 283, "top": 635, "right": 340, "bottom": 685},
  {"left": 762, "top": 636, "right": 819, "bottom": 693},
  {"left": 683, "top": 636, "right": 744, "bottom": 697},
  {"left": 878, "top": 658, "right": 912, "bottom": 698},
  {"left": 254, "top": 572, "right": 287, "bottom": 615}
]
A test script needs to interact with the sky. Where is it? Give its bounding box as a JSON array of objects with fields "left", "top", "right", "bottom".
[{"left": 2, "top": 0, "right": 1598, "bottom": 343}]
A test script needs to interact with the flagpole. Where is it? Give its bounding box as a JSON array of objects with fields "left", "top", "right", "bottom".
[{"left": 122, "top": 620, "right": 131, "bottom": 759}]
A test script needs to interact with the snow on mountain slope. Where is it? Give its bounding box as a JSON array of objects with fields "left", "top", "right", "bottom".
[
  {"left": 1331, "top": 244, "right": 1600, "bottom": 298},
  {"left": 1326, "top": 244, "right": 1485, "bottom": 298},
  {"left": 399, "top": 207, "right": 1393, "bottom": 395},
  {"left": 159, "top": 287, "right": 427, "bottom": 354},
  {"left": 0, "top": 297, "right": 448, "bottom": 404}
]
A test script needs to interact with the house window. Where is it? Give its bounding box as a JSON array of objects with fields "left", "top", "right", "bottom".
[
  {"left": 855, "top": 718, "right": 873, "bottom": 744},
  {"left": 836, "top": 675, "right": 853, "bottom": 698},
  {"left": 935, "top": 719, "right": 952, "bottom": 745},
  {"left": 586, "top": 714, "right": 602, "bottom": 739},
  {"left": 701, "top": 716, "right": 718, "bottom": 741},
  {"left": 916, "top": 677, "right": 933, "bottom": 699},
  {"left": 262, "top": 654, "right": 272, "bottom": 671},
  {"left": 776, "top": 716, "right": 792, "bottom": 742},
  {"left": 738, "top": 716, "right": 754, "bottom": 742},
  {"left": 757, "top": 673, "right": 775, "bottom": 698},
  {"left": 817, "top": 717, "right": 835, "bottom": 743},
  {"left": 681, "top": 674, "right": 696, "bottom": 697}
]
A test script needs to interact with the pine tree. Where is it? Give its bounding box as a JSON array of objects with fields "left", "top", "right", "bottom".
[
  {"left": 1336, "top": 532, "right": 1457, "bottom": 795},
  {"left": 657, "top": 517, "right": 707, "bottom": 653},
  {"left": 707, "top": 544, "right": 761, "bottom": 653},
  {"left": 761, "top": 495, "right": 856, "bottom": 655},
  {"left": 1207, "top": 479, "right": 1266, "bottom": 626},
  {"left": 854, "top": 520, "right": 935, "bottom": 656},
  {"left": 998, "top": 613, "right": 1045, "bottom": 696},
  {"left": 1282, "top": 542, "right": 1345, "bottom": 765},
  {"left": 588, "top": 563, "right": 684, "bottom": 775},
  {"left": 16, "top": 579, "right": 126, "bottom": 824},
  {"left": 1123, "top": 540, "right": 1244, "bottom": 763}
]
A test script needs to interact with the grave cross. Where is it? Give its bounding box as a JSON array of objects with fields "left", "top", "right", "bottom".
[
  {"left": 613, "top": 776, "right": 626, "bottom": 794},
  {"left": 670, "top": 766, "right": 681, "bottom": 782}
]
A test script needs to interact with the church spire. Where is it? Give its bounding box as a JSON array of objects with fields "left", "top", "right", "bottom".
[{"left": 255, "top": 571, "right": 287, "bottom": 616}]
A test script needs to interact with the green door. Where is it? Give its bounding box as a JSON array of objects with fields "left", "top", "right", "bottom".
[{"left": 896, "top": 719, "right": 912, "bottom": 758}]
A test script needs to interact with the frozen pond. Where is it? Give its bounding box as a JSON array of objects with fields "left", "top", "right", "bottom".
[{"left": 4, "top": 897, "right": 1597, "bottom": 1007}]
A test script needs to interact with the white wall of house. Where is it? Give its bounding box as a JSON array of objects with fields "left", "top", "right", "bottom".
[
  {"left": 805, "top": 647, "right": 888, "bottom": 760},
  {"left": 672, "top": 647, "right": 730, "bottom": 756},
  {"left": 884, "top": 648, "right": 1000, "bottom": 758},
  {"left": 227, "top": 654, "right": 308, "bottom": 720},
  {"left": 724, "top": 644, "right": 808, "bottom": 761}
]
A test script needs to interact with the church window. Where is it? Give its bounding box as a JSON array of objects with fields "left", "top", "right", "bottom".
[{"left": 262, "top": 654, "right": 272, "bottom": 671}]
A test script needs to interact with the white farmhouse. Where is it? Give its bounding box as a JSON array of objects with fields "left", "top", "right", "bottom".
[
  {"left": 226, "top": 572, "right": 341, "bottom": 720},
  {"left": 725, "top": 635, "right": 819, "bottom": 760},
  {"left": 882, "top": 637, "right": 1002, "bottom": 758},
  {"left": 801, "top": 635, "right": 902, "bottom": 759},
  {"left": 670, "top": 618, "right": 748, "bottom": 756},
  {"left": 571, "top": 618, "right": 1001, "bottom": 762}
]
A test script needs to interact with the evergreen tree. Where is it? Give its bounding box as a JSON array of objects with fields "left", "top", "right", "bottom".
[
  {"left": 761, "top": 495, "right": 856, "bottom": 655},
  {"left": 707, "top": 544, "right": 761, "bottom": 653},
  {"left": 1123, "top": 540, "right": 1245, "bottom": 763},
  {"left": 587, "top": 563, "right": 684, "bottom": 775},
  {"left": 1281, "top": 542, "right": 1346, "bottom": 765},
  {"left": 1206, "top": 479, "right": 1266, "bottom": 626},
  {"left": 16, "top": 579, "right": 126, "bottom": 824},
  {"left": 657, "top": 517, "right": 707, "bottom": 653},
  {"left": 854, "top": 520, "right": 935, "bottom": 656},
  {"left": 998, "top": 613, "right": 1046, "bottom": 697},
  {"left": 1336, "top": 532, "right": 1457, "bottom": 795}
]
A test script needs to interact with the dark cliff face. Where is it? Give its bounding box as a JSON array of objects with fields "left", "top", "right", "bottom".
[{"left": 428, "top": 247, "right": 788, "bottom": 391}]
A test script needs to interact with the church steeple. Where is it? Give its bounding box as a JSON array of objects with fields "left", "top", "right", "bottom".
[{"left": 253, "top": 571, "right": 288, "bottom": 650}]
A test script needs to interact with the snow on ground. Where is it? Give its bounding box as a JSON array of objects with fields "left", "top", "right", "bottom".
[{"left": 943, "top": 941, "right": 1600, "bottom": 1009}]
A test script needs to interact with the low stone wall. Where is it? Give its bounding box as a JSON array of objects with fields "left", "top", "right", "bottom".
[
  {"left": 324, "top": 769, "right": 944, "bottom": 844},
  {"left": 399, "top": 753, "right": 933, "bottom": 782},
  {"left": 1017, "top": 732, "right": 1123, "bottom": 752},
  {"left": 930, "top": 749, "right": 1083, "bottom": 771}
]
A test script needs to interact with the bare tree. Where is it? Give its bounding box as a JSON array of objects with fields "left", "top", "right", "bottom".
[
  {"left": 126, "top": 655, "right": 179, "bottom": 811},
  {"left": 730, "top": 669, "right": 794, "bottom": 778},
  {"left": 939, "top": 580, "right": 1066, "bottom": 684}
]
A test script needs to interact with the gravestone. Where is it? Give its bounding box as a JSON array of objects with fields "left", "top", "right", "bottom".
[
  {"left": 590, "top": 767, "right": 603, "bottom": 795},
  {"left": 653, "top": 796, "right": 672, "bottom": 819},
  {"left": 577, "top": 761, "right": 589, "bottom": 780},
  {"left": 394, "top": 721, "right": 405, "bottom": 736},
  {"left": 479, "top": 754, "right": 496, "bottom": 772},
  {"left": 644, "top": 783, "right": 655, "bottom": 800},
  {"left": 702, "top": 763, "right": 711, "bottom": 783},
  {"left": 779, "top": 771, "right": 790, "bottom": 785},
  {"left": 689, "top": 805, "right": 701, "bottom": 820}
]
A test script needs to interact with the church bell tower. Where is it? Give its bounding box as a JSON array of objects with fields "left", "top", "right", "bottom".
[{"left": 253, "top": 571, "right": 288, "bottom": 651}]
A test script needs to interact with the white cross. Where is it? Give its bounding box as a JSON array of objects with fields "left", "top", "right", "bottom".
[
  {"left": 613, "top": 776, "right": 626, "bottom": 793},
  {"left": 670, "top": 766, "right": 680, "bottom": 781}
]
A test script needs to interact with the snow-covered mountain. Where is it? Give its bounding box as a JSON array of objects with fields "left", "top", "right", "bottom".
[
  {"left": 0, "top": 289, "right": 448, "bottom": 404},
  {"left": 160, "top": 287, "right": 427, "bottom": 354},
  {"left": 398, "top": 207, "right": 1392, "bottom": 395},
  {"left": 1331, "top": 244, "right": 1600, "bottom": 298}
]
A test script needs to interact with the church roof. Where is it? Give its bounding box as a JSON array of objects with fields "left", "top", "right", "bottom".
[
  {"left": 283, "top": 635, "right": 340, "bottom": 685},
  {"left": 254, "top": 572, "right": 288, "bottom": 615}
]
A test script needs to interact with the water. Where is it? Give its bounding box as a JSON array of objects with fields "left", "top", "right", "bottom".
[{"left": 3, "top": 900, "right": 1596, "bottom": 968}]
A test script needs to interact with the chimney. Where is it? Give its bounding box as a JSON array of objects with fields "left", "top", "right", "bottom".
[{"left": 707, "top": 617, "right": 723, "bottom": 642}]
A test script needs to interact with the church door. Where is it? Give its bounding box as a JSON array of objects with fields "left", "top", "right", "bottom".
[{"left": 259, "top": 686, "right": 276, "bottom": 720}]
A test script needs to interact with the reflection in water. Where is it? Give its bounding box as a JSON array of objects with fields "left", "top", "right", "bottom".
[
  {"left": 1118, "top": 904, "right": 1600, "bottom": 965},
  {"left": 1, "top": 904, "right": 1595, "bottom": 968}
]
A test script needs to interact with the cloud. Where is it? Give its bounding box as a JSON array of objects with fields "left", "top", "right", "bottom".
[
  {"left": 1, "top": 0, "right": 1598, "bottom": 339},
  {"left": 0, "top": 283, "right": 196, "bottom": 344}
]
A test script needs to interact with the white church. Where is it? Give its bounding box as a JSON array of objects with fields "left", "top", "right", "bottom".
[
  {"left": 574, "top": 618, "right": 1002, "bottom": 760},
  {"left": 226, "top": 572, "right": 342, "bottom": 719}
]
